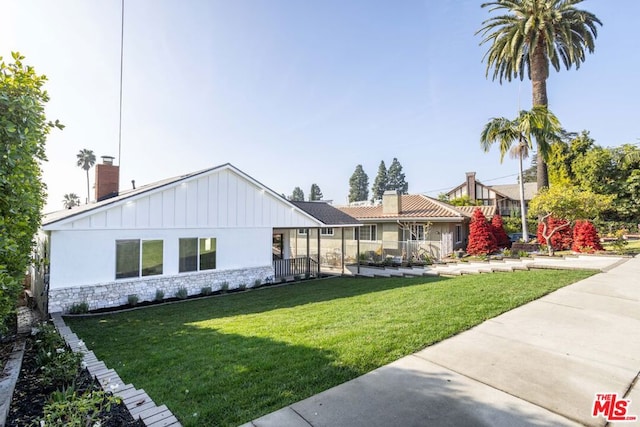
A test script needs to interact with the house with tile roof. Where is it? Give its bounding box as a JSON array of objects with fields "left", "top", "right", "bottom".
[
  {"left": 32, "top": 161, "right": 360, "bottom": 314},
  {"left": 334, "top": 191, "right": 496, "bottom": 261},
  {"left": 445, "top": 172, "right": 537, "bottom": 217}
]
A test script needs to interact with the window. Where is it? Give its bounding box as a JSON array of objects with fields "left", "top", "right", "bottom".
[
  {"left": 355, "top": 225, "right": 377, "bottom": 241},
  {"left": 179, "top": 237, "right": 217, "bottom": 272},
  {"left": 403, "top": 225, "right": 424, "bottom": 241},
  {"left": 298, "top": 229, "right": 308, "bottom": 235},
  {"left": 320, "top": 227, "right": 334, "bottom": 236},
  {"left": 116, "top": 239, "right": 163, "bottom": 279},
  {"left": 455, "top": 225, "right": 462, "bottom": 243}
]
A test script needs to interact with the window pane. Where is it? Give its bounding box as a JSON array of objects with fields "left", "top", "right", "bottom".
[
  {"left": 199, "top": 238, "right": 216, "bottom": 270},
  {"left": 179, "top": 238, "right": 197, "bottom": 273},
  {"left": 370, "top": 225, "right": 377, "bottom": 241},
  {"left": 142, "top": 240, "right": 163, "bottom": 276},
  {"left": 116, "top": 240, "right": 140, "bottom": 279}
]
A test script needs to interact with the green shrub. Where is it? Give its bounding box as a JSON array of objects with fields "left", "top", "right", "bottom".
[
  {"left": 253, "top": 279, "right": 262, "bottom": 288},
  {"left": 201, "top": 286, "right": 212, "bottom": 296},
  {"left": 127, "top": 294, "right": 139, "bottom": 306},
  {"left": 33, "top": 323, "right": 82, "bottom": 387},
  {"left": 39, "top": 386, "right": 119, "bottom": 427},
  {"left": 67, "top": 301, "right": 89, "bottom": 315},
  {"left": 175, "top": 287, "right": 188, "bottom": 300},
  {"left": 220, "top": 282, "right": 229, "bottom": 293},
  {"left": 238, "top": 283, "right": 247, "bottom": 291},
  {"left": 154, "top": 289, "right": 165, "bottom": 302},
  {"left": 0, "top": 270, "right": 21, "bottom": 337}
]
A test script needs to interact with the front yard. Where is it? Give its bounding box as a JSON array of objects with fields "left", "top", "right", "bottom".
[{"left": 66, "top": 270, "right": 593, "bottom": 426}]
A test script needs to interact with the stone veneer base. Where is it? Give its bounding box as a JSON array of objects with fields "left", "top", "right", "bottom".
[{"left": 48, "top": 266, "right": 273, "bottom": 313}]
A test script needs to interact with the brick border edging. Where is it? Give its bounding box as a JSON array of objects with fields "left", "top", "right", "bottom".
[{"left": 51, "top": 313, "right": 182, "bottom": 427}]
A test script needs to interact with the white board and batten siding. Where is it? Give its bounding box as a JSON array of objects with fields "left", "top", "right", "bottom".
[{"left": 44, "top": 166, "right": 323, "bottom": 289}]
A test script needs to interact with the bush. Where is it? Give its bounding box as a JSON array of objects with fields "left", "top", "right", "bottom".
[
  {"left": 491, "top": 214, "right": 511, "bottom": 249},
  {"left": 537, "top": 217, "right": 572, "bottom": 251},
  {"left": 33, "top": 323, "right": 82, "bottom": 387},
  {"left": 0, "top": 270, "right": 21, "bottom": 337},
  {"left": 175, "top": 287, "right": 188, "bottom": 300},
  {"left": 127, "top": 294, "right": 139, "bottom": 306},
  {"left": 467, "top": 208, "right": 497, "bottom": 255},
  {"left": 67, "top": 302, "right": 89, "bottom": 315},
  {"left": 572, "top": 220, "right": 603, "bottom": 253},
  {"left": 201, "top": 286, "right": 212, "bottom": 296},
  {"left": 220, "top": 282, "right": 229, "bottom": 293},
  {"left": 253, "top": 279, "right": 262, "bottom": 288},
  {"left": 154, "top": 289, "right": 165, "bottom": 302},
  {"left": 238, "top": 283, "right": 247, "bottom": 291},
  {"left": 39, "top": 386, "right": 119, "bottom": 427}
]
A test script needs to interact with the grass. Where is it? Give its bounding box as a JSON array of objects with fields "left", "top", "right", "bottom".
[
  {"left": 66, "top": 270, "right": 594, "bottom": 426},
  {"left": 602, "top": 238, "right": 640, "bottom": 254}
]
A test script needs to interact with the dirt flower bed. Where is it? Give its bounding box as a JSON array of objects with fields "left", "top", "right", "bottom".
[{"left": 6, "top": 324, "right": 143, "bottom": 427}]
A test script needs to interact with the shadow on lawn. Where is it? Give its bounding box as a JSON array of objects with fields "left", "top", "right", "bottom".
[
  {"left": 69, "top": 320, "right": 361, "bottom": 427},
  {"left": 96, "top": 275, "right": 451, "bottom": 324}
]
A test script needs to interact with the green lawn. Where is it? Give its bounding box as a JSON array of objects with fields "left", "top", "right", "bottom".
[{"left": 66, "top": 270, "right": 593, "bottom": 426}]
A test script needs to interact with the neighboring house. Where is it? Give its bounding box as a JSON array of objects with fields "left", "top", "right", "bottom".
[
  {"left": 333, "top": 191, "right": 496, "bottom": 261},
  {"left": 445, "top": 172, "right": 537, "bottom": 217},
  {"left": 33, "top": 161, "right": 359, "bottom": 314}
]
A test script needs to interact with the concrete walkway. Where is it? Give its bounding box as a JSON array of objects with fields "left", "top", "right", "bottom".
[{"left": 244, "top": 255, "right": 640, "bottom": 427}]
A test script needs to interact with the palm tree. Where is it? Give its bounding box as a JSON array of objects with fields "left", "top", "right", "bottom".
[
  {"left": 76, "top": 149, "right": 96, "bottom": 204},
  {"left": 477, "top": 0, "right": 602, "bottom": 189},
  {"left": 480, "top": 107, "right": 562, "bottom": 242},
  {"left": 62, "top": 193, "right": 80, "bottom": 209}
]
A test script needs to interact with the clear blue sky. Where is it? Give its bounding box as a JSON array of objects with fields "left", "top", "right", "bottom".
[{"left": 2, "top": 0, "right": 638, "bottom": 211}]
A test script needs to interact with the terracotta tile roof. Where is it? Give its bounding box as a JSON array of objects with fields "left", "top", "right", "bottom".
[
  {"left": 453, "top": 205, "right": 497, "bottom": 218},
  {"left": 338, "top": 195, "right": 472, "bottom": 221}
]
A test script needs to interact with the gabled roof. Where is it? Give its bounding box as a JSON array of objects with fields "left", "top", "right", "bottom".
[
  {"left": 337, "top": 195, "right": 492, "bottom": 222},
  {"left": 490, "top": 182, "right": 537, "bottom": 201},
  {"left": 291, "top": 201, "right": 362, "bottom": 227},
  {"left": 42, "top": 163, "right": 326, "bottom": 228}
]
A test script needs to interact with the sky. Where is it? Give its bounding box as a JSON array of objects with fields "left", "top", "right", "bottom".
[{"left": 2, "top": 0, "right": 638, "bottom": 212}]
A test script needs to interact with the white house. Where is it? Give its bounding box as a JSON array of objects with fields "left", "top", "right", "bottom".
[{"left": 34, "top": 161, "right": 359, "bottom": 314}]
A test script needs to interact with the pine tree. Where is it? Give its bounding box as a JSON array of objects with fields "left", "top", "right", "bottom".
[
  {"left": 386, "top": 158, "right": 408, "bottom": 194},
  {"left": 309, "top": 183, "right": 323, "bottom": 201},
  {"left": 467, "top": 208, "right": 497, "bottom": 255},
  {"left": 371, "top": 161, "right": 388, "bottom": 202},
  {"left": 571, "top": 220, "right": 603, "bottom": 253},
  {"left": 490, "top": 214, "right": 511, "bottom": 249},
  {"left": 290, "top": 187, "right": 304, "bottom": 201},
  {"left": 348, "top": 165, "right": 369, "bottom": 203},
  {"left": 536, "top": 217, "right": 572, "bottom": 251}
]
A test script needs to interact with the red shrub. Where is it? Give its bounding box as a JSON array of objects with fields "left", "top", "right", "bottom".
[
  {"left": 467, "top": 208, "right": 498, "bottom": 255},
  {"left": 490, "top": 214, "right": 511, "bottom": 249},
  {"left": 537, "top": 217, "right": 572, "bottom": 251},
  {"left": 572, "top": 220, "right": 603, "bottom": 253}
]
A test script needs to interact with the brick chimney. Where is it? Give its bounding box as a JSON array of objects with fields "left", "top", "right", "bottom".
[
  {"left": 382, "top": 190, "right": 402, "bottom": 215},
  {"left": 466, "top": 172, "right": 476, "bottom": 201},
  {"left": 95, "top": 156, "right": 119, "bottom": 202}
]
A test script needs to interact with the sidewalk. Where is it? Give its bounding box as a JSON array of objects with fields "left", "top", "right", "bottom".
[{"left": 243, "top": 255, "right": 640, "bottom": 427}]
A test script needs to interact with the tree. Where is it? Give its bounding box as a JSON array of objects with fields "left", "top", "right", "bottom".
[
  {"left": 536, "top": 216, "right": 572, "bottom": 251},
  {"left": 447, "top": 195, "right": 482, "bottom": 206},
  {"left": 371, "top": 161, "right": 388, "bottom": 202},
  {"left": 348, "top": 165, "right": 369, "bottom": 203},
  {"left": 491, "top": 214, "right": 511, "bottom": 249},
  {"left": 467, "top": 208, "right": 498, "bottom": 255},
  {"left": 478, "top": 0, "right": 602, "bottom": 189},
  {"left": 572, "top": 220, "right": 603, "bottom": 253},
  {"left": 308, "top": 184, "right": 323, "bottom": 201},
  {"left": 76, "top": 148, "right": 96, "bottom": 204},
  {"left": 480, "top": 107, "right": 562, "bottom": 242},
  {"left": 0, "top": 53, "right": 63, "bottom": 333},
  {"left": 290, "top": 187, "right": 304, "bottom": 201},
  {"left": 529, "top": 185, "right": 612, "bottom": 255},
  {"left": 62, "top": 193, "right": 80, "bottom": 209},
  {"left": 521, "top": 158, "right": 537, "bottom": 183},
  {"left": 386, "top": 158, "right": 408, "bottom": 194}
]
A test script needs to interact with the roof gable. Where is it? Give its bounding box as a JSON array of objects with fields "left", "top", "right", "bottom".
[{"left": 43, "top": 163, "right": 323, "bottom": 230}]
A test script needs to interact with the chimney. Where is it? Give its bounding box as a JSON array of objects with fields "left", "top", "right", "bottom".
[
  {"left": 95, "top": 156, "right": 119, "bottom": 202},
  {"left": 466, "top": 172, "right": 476, "bottom": 201},
  {"left": 382, "top": 190, "right": 402, "bottom": 215}
]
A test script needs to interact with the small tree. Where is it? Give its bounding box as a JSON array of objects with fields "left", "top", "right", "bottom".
[
  {"left": 290, "top": 187, "right": 304, "bottom": 201},
  {"left": 309, "top": 183, "right": 323, "bottom": 201},
  {"left": 467, "top": 208, "right": 497, "bottom": 256},
  {"left": 529, "top": 185, "right": 612, "bottom": 255},
  {"left": 491, "top": 214, "right": 511, "bottom": 249},
  {"left": 371, "top": 161, "right": 388, "bottom": 202},
  {"left": 348, "top": 165, "right": 369, "bottom": 203},
  {"left": 386, "top": 158, "right": 408, "bottom": 194},
  {"left": 572, "top": 220, "right": 603, "bottom": 253}
]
